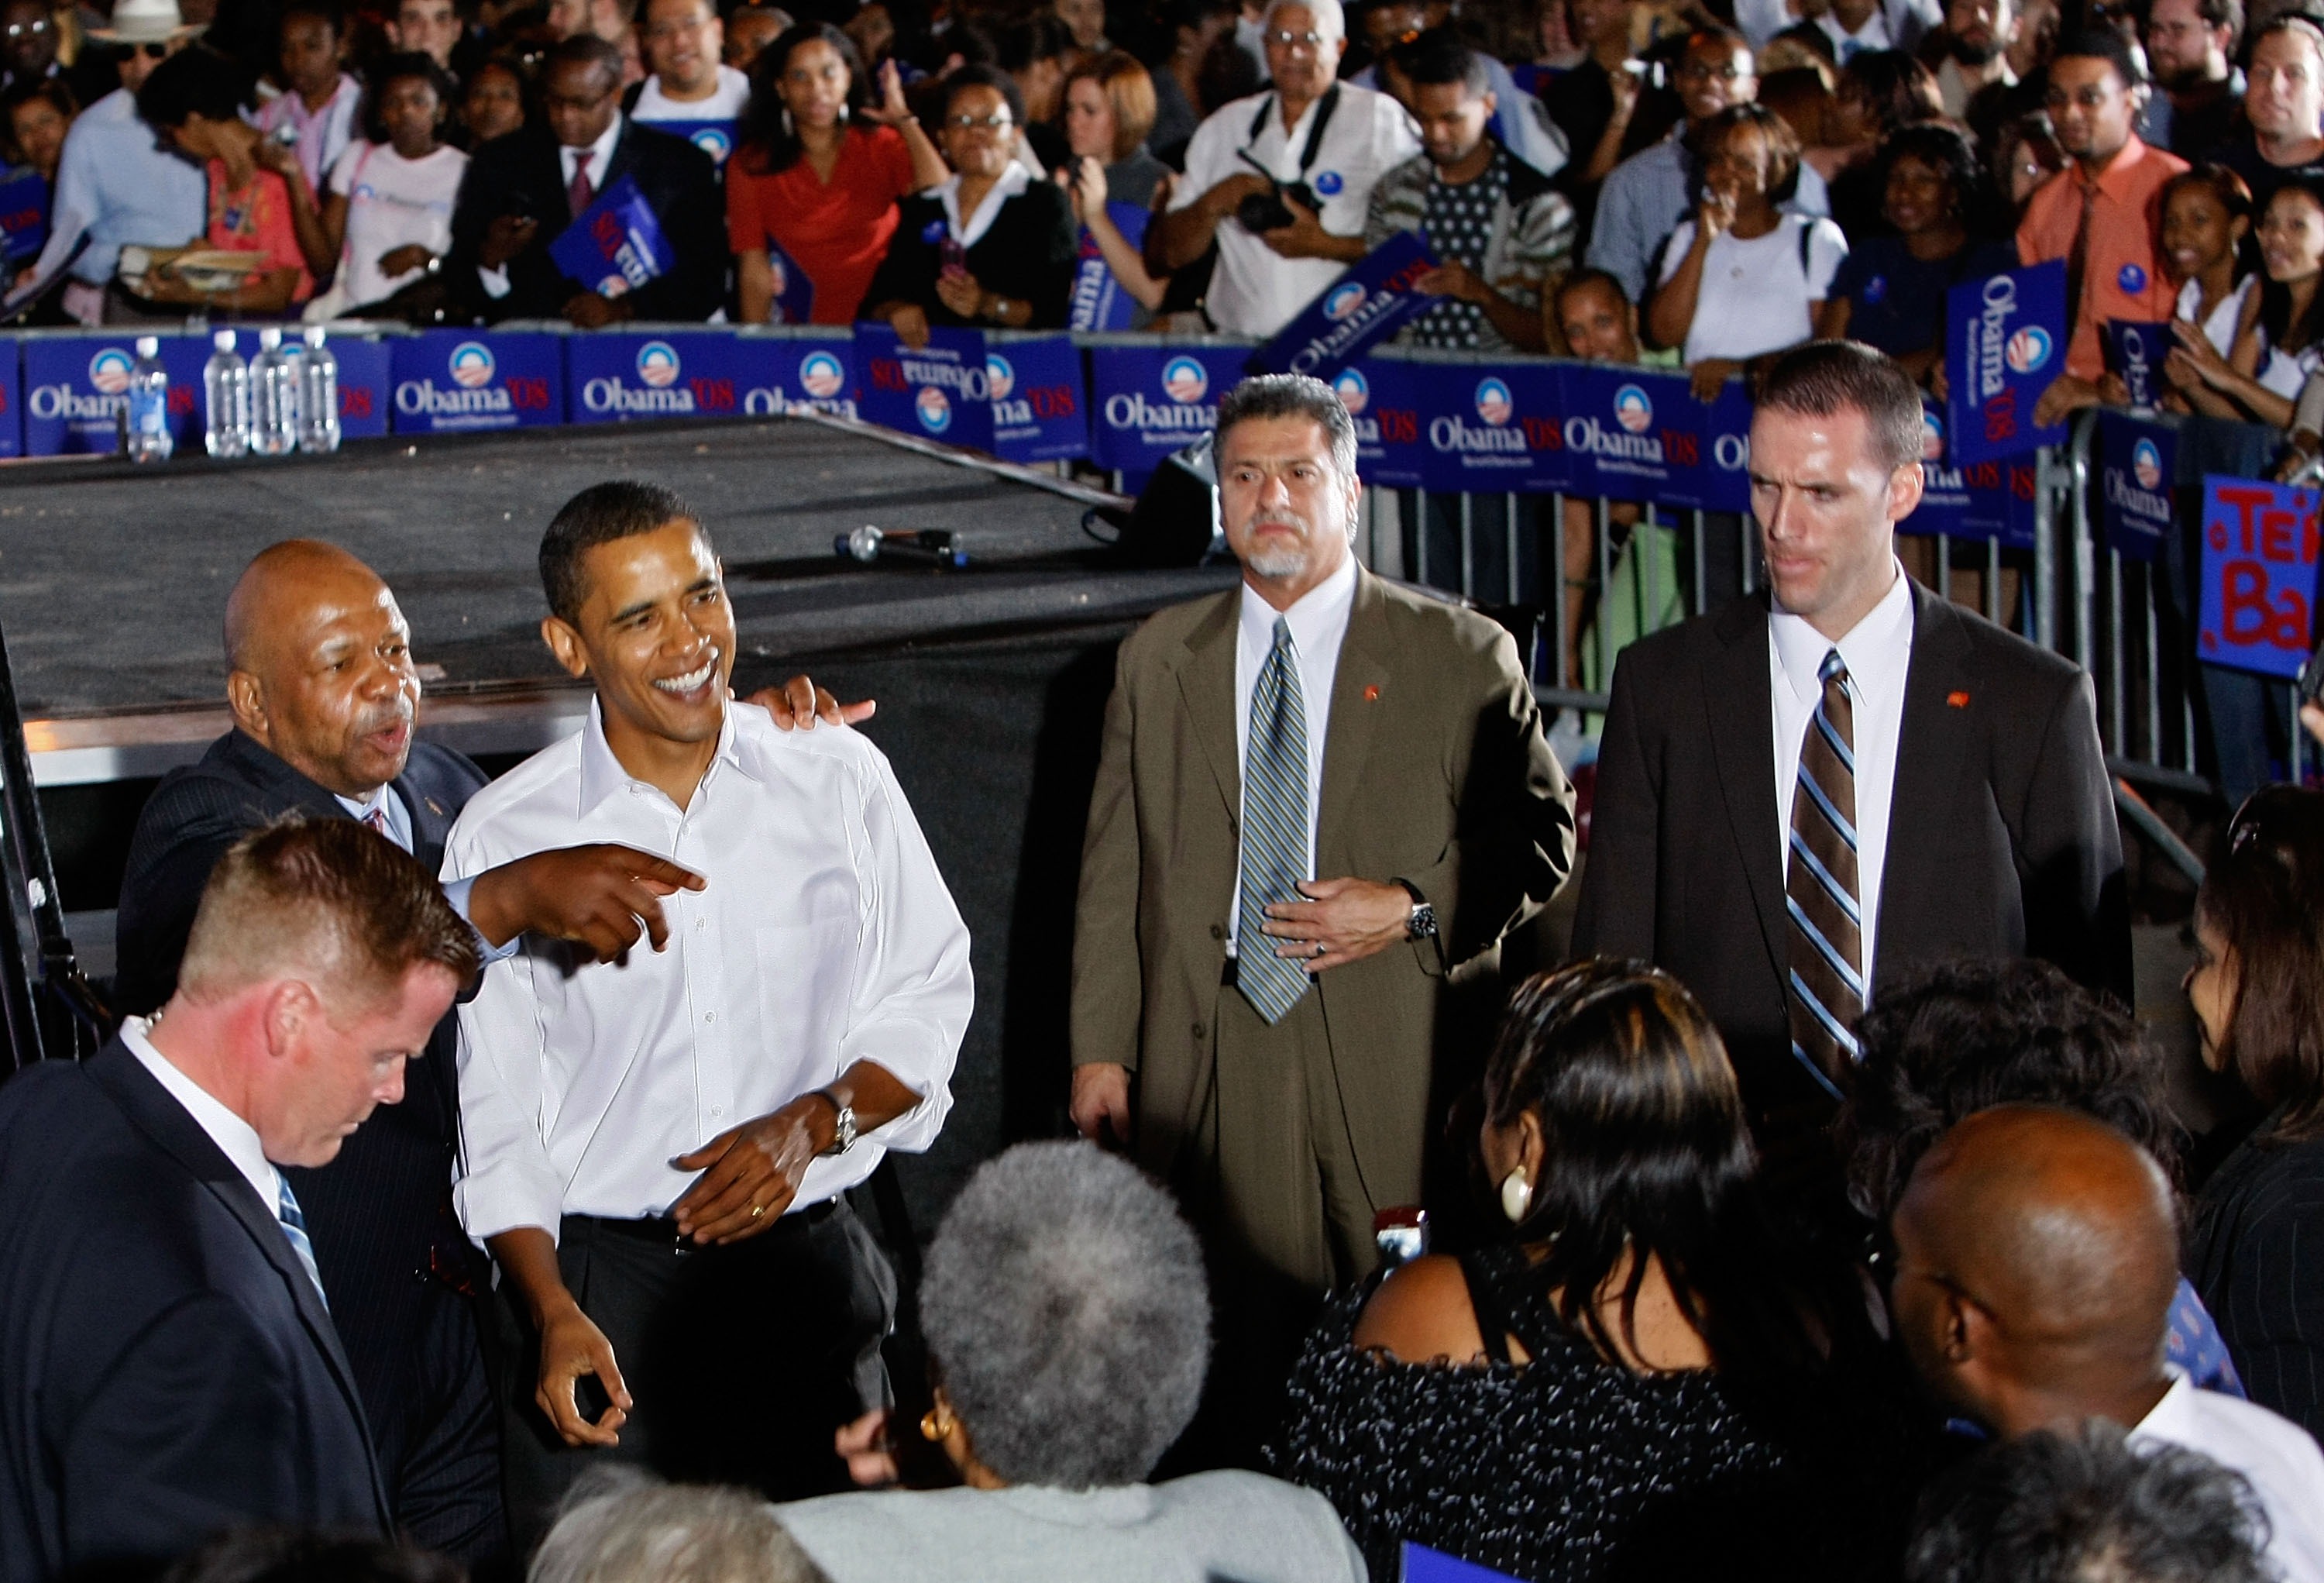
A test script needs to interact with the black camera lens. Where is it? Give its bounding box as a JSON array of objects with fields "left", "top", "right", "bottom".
[{"left": 1237, "top": 190, "right": 1294, "bottom": 232}]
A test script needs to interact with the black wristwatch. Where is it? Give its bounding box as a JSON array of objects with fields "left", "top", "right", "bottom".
[
  {"left": 1394, "top": 879, "right": 1437, "bottom": 942},
  {"left": 814, "top": 1089, "right": 858, "bottom": 1156}
]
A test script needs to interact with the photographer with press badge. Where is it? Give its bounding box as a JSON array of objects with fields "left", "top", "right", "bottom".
[{"left": 1147, "top": 0, "right": 1418, "bottom": 337}]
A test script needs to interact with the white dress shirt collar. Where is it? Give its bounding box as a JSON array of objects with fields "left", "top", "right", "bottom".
[
  {"left": 1236, "top": 549, "right": 1359, "bottom": 663},
  {"left": 937, "top": 160, "right": 1030, "bottom": 249},
  {"left": 122, "top": 1013, "right": 279, "bottom": 1212},
  {"left": 561, "top": 113, "right": 624, "bottom": 192},
  {"left": 335, "top": 783, "right": 412, "bottom": 852},
  {"left": 1771, "top": 560, "right": 1914, "bottom": 714},
  {"left": 576, "top": 697, "right": 750, "bottom": 820}
]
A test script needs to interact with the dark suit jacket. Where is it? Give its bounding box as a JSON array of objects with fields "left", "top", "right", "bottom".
[
  {"left": 2189, "top": 1120, "right": 2324, "bottom": 1441},
  {"left": 862, "top": 184, "right": 1081, "bottom": 332},
  {"left": 112, "top": 731, "right": 487, "bottom": 1512},
  {"left": 0, "top": 1041, "right": 390, "bottom": 1581},
  {"left": 1572, "top": 584, "right": 2132, "bottom": 1124},
  {"left": 447, "top": 116, "right": 725, "bottom": 323}
]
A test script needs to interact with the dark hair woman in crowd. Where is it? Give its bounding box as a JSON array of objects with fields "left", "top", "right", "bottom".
[
  {"left": 2, "top": 77, "right": 72, "bottom": 188},
  {"left": 312, "top": 52, "right": 465, "bottom": 318},
  {"left": 1994, "top": 110, "right": 2065, "bottom": 215},
  {"left": 1817, "top": 123, "right": 2014, "bottom": 389},
  {"left": 2185, "top": 785, "right": 2324, "bottom": 1441},
  {"left": 458, "top": 53, "right": 528, "bottom": 146},
  {"left": 2195, "top": 172, "right": 2324, "bottom": 428},
  {"left": 2152, "top": 164, "right": 2260, "bottom": 417},
  {"left": 727, "top": 21, "right": 947, "bottom": 326},
  {"left": 862, "top": 64, "right": 1078, "bottom": 349},
  {"left": 1813, "top": 49, "right": 1945, "bottom": 241},
  {"left": 1270, "top": 959, "right": 1924, "bottom": 1583},
  {"left": 1839, "top": 957, "right": 2246, "bottom": 1397}
]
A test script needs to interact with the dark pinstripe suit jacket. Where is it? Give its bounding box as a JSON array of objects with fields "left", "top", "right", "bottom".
[{"left": 2191, "top": 1118, "right": 2324, "bottom": 1442}]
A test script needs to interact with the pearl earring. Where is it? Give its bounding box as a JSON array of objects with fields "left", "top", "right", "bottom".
[{"left": 1500, "top": 1165, "right": 1532, "bottom": 1224}]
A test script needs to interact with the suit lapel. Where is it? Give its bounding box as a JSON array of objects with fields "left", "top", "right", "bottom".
[
  {"left": 600, "top": 119, "right": 640, "bottom": 197},
  {"left": 222, "top": 731, "right": 358, "bottom": 826},
  {"left": 1705, "top": 596, "right": 1789, "bottom": 989},
  {"left": 393, "top": 771, "right": 454, "bottom": 874},
  {"left": 1316, "top": 570, "right": 1390, "bottom": 865},
  {"left": 1874, "top": 583, "right": 1975, "bottom": 984},
  {"left": 1172, "top": 592, "right": 1243, "bottom": 831}
]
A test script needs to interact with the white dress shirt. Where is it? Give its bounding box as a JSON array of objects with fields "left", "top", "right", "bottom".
[
  {"left": 1769, "top": 564, "right": 1914, "bottom": 992},
  {"left": 1226, "top": 553, "right": 1357, "bottom": 955},
  {"left": 2133, "top": 1372, "right": 2324, "bottom": 1583},
  {"left": 122, "top": 1014, "right": 280, "bottom": 1214},
  {"left": 937, "top": 160, "right": 1031, "bottom": 249},
  {"left": 479, "top": 113, "right": 625, "bottom": 299},
  {"left": 445, "top": 700, "right": 972, "bottom": 1244}
]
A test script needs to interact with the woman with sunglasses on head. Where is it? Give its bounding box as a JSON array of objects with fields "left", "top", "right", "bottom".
[
  {"left": 727, "top": 20, "right": 946, "bottom": 326},
  {"left": 863, "top": 65, "right": 1077, "bottom": 349},
  {"left": 2185, "top": 786, "right": 2324, "bottom": 1444}
]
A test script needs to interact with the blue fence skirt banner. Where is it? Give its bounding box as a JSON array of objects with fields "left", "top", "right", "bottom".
[
  {"left": 571, "top": 330, "right": 801, "bottom": 422},
  {"left": 24, "top": 334, "right": 202, "bottom": 454},
  {"left": 1248, "top": 229, "right": 1436, "bottom": 380},
  {"left": 1910, "top": 401, "right": 1978, "bottom": 538},
  {"left": 748, "top": 333, "right": 855, "bottom": 417},
  {"left": 390, "top": 329, "right": 563, "bottom": 432},
  {"left": 1402, "top": 1543, "right": 1525, "bottom": 1583},
  {"left": 1066, "top": 202, "right": 1150, "bottom": 332},
  {"left": 1948, "top": 259, "right": 2068, "bottom": 465},
  {"left": 2199, "top": 473, "right": 2322, "bottom": 678},
  {"left": 547, "top": 175, "right": 676, "bottom": 296},
  {"left": 858, "top": 322, "right": 994, "bottom": 452},
  {"left": 2099, "top": 411, "right": 2176, "bottom": 561},
  {"left": 1413, "top": 357, "right": 1571, "bottom": 494},
  {"left": 987, "top": 335, "right": 1088, "bottom": 463},
  {"left": 0, "top": 169, "right": 46, "bottom": 261},
  {"left": 2107, "top": 318, "right": 2176, "bottom": 411},
  {"left": 1089, "top": 341, "right": 1241, "bottom": 478},
  {"left": 1332, "top": 360, "right": 1422, "bottom": 487}
]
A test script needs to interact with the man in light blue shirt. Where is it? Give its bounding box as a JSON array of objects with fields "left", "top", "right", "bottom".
[
  {"left": 1584, "top": 26, "right": 1830, "bottom": 307},
  {"left": 27, "top": 0, "right": 205, "bottom": 320}
]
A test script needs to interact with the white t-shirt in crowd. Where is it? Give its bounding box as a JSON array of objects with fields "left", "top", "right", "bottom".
[
  {"left": 1171, "top": 84, "right": 1422, "bottom": 338},
  {"left": 2132, "top": 1373, "right": 2324, "bottom": 1583},
  {"left": 631, "top": 64, "right": 751, "bottom": 165},
  {"left": 2176, "top": 273, "right": 2255, "bottom": 357},
  {"left": 326, "top": 139, "right": 467, "bottom": 310},
  {"left": 1658, "top": 212, "right": 1848, "bottom": 365}
]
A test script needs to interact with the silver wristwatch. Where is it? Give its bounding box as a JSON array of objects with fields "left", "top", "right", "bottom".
[
  {"left": 1395, "top": 879, "right": 1438, "bottom": 942},
  {"left": 815, "top": 1089, "right": 858, "bottom": 1156}
]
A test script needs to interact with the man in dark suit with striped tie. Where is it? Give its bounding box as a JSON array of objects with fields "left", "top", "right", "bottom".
[{"left": 1573, "top": 341, "right": 2131, "bottom": 1207}]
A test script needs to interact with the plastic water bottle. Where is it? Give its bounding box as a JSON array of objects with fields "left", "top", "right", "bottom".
[
  {"left": 122, "top": 335, "right": 171, "bottom": 463},
  {"left": 250, "top": 326, "right": 299, "bottom": 456},
  {"left": 298, "top": 325, "right": 340, "bottom": 454},
  {"left": 203, "top": 329, "right": 249, "bottom": 459}
]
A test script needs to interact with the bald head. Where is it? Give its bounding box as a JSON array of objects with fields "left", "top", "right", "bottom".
[
  {"left": 1891, "top": 1106, "right": 2180, "bottom": 1439},
  {"left": 223, "top": 541, "right": 421, "bottom": 799}
]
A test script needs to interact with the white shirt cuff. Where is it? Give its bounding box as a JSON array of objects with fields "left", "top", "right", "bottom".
[
  {"left": 442, "top": 873, "right": 522, "bottom": 965},
  {"left": 452, "top": 1157, "right": 567, "bottom": 1247},
  {"left": 478, "top": 264, "right": 511, "bottom": 298}
]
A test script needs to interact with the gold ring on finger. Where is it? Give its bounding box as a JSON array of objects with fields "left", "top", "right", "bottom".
[{"left": 750, "top": 1203, "right": 765, "bottom": 1218}]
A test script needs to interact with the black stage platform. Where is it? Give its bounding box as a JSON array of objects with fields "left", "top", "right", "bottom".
[{"left": 0, "top": 413, "right": 1235, "bottom": 1225}]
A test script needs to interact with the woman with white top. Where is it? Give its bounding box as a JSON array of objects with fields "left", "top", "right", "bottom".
[
  {"left": 1647, "top": 103, "right": 1848, "bottom": 400},
  {"left": 2177, "top": 174, "right": 2324, "bottom": 428},
  {"left": 2145, "top": 163, "right": 2260, "bottom": 417},
  {"left": 309, "top": 52, "right": 466, "bottom": 318}
]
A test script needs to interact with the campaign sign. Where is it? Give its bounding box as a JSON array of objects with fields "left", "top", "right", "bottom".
[
  {"left": 2107, "top": 319, "right": 2177, "bottom": 411},
  {"left": 1696, "top": 376, "right": 1756, "bottom": 513},
  {"left": 1907, "top": 401, "right": 1980, "bottom": 539},
  {"left": 1560, "top": 364, "right": 1710, "bottom": 507},
  {"left": 567, "top": 331, "right": 770, "bottom": 423},
  {"left": 1066, "top": 201, "right": 1151, "bottom": 332},
  {"left": 390, "top": 329, "right": 562, "bottom": 433},
  {"left": 2199, "top": 474, "right": 2321, "bottom": 678},
  {"left": 1248, "top": 230, "right": 1436, "bottom": 381},
  {"left": 1088, "top": 341, "right": 1243, "bottom": 475},
  {"left": 22, "top": 334, "right": 198, "bottom": 455},
  {"left": 856, "top": 321, "right": 994, "bottom": 453},
  {"left": 546, "top": 175, "right": 676, "bottom": 298},
  {"left": 986, "top": 335, "right": 1088, "bottom": 463},
  {"left": 1402, "top": 1544, "right": 1526, "bottom": 1583},
  {"left": 1412, "top": 357, "right": 1573, "bottom": 495},
  {"left": 1332, "top": 359, "right": 1422, "bottom": 487},
  {"left": 737, "top": 334, "right": 857, "bottom": 417},
  {"left": 0, "top": 168, "right": 46, "bottom": 261},
  {"left": 1947, "top": 259, "right": 2068, "bottom": 465},
  {"left": 641, "top": 117, "right": 738, "bottom": 167},
  {"left": 764, "top": 236, "right": 815, "bottom": 325},
  {"left": 2099, "top": 411, "right": 2176, "bottom": 562},
  {"left": 1951, "top": 453, "right": 2039, "bottom": 548}
]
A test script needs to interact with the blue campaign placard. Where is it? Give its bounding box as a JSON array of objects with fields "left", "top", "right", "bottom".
[
  {"left": 567, "top": 331, "right": 764, "bottom": 423},
  {"left": 325, "top": 335, "right": 392, "bottom": 440},
  {"left": 638, "top": 116, "right": 738, "bottom": 167},
  {"left": 2199, "top": 474, "right": 2321, "bottom": 678},
  {"left": 1088, "top": 342, "right": 1241, "bottom": 475},
  {"left": 1907, "top": 400, "right": 1978, "bottom": 538},
  {"left": 1331, "top": 358, "right": 1422, "bottom": 487},
  {"left": 0, "top": 338, "right": 22, "bottom": 456},
  {"left": 1066, "top": 201, "right": 1151, "bottom": 332},
  {"left": 22, "top": 333, "right": 203, "bottom": 455},
  {"left": 546, "top": 174, "right": 676, "bottom": 297},
  {"left": 1248, "top": 229, "right": 1436, "bottom": 381},
  {"left": 1402, "top": 1543, "right": 1527, "bottom": 1583},
  {"left": 1412, "top": 357, "right": 1573, "bottom": 495},
  {"left": 2107, "top": 318, "right": 2177, "bottom": 411},
  {"left": 856, "top": 321, "right": 994, "bottom": 452},
  {"left": 1952, "top": 453, "right": 2038, "bottom": 548},
  {"left": 2099, "top": 411, "right": 2176, "bottom": 562},
  {"left": 735, "top": 333, "right": 856, "bottom": 417},
  {"left": 1947, "top": 259, "right": 2068, "bottom": 465},
  {"left": 988, "top": 335, "right": 1088, "bottom": 463},
  {"left": 1559, "top": 363, "right": 1706, "bottom": 506},
  {"left": 390, "top": 329, "right": 562, "bottom": 432},
  {"left": 764, "top": 236, "right": 815, "bottom": 325},
  {"left": 0, "top": 168, "right": 46, "bottom": 261},
  {"left": 1697, "top": 376, "right": 1755, "bottom": 512}
]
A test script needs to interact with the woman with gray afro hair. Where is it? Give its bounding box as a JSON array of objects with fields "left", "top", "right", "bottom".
[{"left": 778, "top": 1142, "right": 1366, "bottom": 1582}]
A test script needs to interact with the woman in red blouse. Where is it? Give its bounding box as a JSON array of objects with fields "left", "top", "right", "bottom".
[{"left": 727, "top": 22, "right": 948, "bottom": 325}]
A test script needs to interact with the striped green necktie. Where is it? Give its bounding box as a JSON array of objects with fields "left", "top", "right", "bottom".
[{"left": 1238, "top": 616, "right": 1312, "bottom": 1024}]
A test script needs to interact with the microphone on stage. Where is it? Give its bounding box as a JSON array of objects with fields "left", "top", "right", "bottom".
[{"left": 836, "top": 525, "right": 968, "bottom": 569}]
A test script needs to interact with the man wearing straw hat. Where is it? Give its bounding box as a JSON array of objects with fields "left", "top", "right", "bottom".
[{"left": 20, "top": 0, "right": 204, "bottom": 324}]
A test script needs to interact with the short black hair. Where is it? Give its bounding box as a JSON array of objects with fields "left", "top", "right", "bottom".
[
  {"left": 363, "top": 50, "right": 456, "bottom": 142},
  {"left": 1755, "top": 339, "right": 1924, "bottom": 473},
  {"left": 1552, "top": 266, "right": 1631, "bottom": 315},
  {"left": 995, "top": 12, "right": 1072, "bottom": 69},
  {"left": 546, "top": 31, "right": 623, "bottom": 90},
  {"left": 279, "top": 0, "right": 345, "bottom": 37},
  {"left": 137, "top": 45, "right": 257, "bottom": 130},
  {"left": 1392, "top": 25, "right": 1490, "bottom": 95},
  {"left": 1905, "top": 1420, "right": 2272, "bottom": 1583},
  {"left": 540, "top": 481, "right": 708, "bottom": 625},
  {"left": 2188, "top": 0, "right": 2247, "bottom": 43},
  {"left": 1839, "top": 958, "right": 2171, "bottom": 1223},
  {"left": 2051, "top": 26, "right": 2146, "bottom": 86},
  {"left": 940, "top": 62, "right": 1026, "bottom": 128}
]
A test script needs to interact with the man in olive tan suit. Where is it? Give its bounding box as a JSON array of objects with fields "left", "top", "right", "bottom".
[{"left": 1069, "top": 373, "right": 1574, "bottom": 1451}]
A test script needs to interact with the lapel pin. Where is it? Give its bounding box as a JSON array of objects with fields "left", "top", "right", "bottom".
[
  {"left": 1946, "top": 690, "right": 1970, "bottom": 708},
  {"left": 425, "top": 797, "right": 445, "bottom": 816},
  {"left": 1363, "top": 684, "right": 1380, "bottom": 702}
]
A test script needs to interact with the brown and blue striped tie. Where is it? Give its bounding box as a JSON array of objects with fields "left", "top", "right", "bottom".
[{"left": 1786, "top": 649, "right": 1865, "bottom": 1096}]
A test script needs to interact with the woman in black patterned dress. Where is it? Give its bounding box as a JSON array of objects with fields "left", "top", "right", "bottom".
[{"left": 1269, "top": 959, "right": 1929, "bottom": 1583}]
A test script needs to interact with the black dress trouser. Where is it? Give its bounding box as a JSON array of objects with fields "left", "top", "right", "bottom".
[{"left": 489, "top": 1197, "right": 896, "bottom": 1554}]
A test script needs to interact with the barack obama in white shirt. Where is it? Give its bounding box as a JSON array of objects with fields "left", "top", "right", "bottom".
[{"left": 446, "top": 482, "right": 972, "bottom": 1545}]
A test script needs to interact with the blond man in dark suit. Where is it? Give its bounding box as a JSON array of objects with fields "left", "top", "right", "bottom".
[{"left": 1069, "top": 375, "right": 1573, "bottom": 1439}]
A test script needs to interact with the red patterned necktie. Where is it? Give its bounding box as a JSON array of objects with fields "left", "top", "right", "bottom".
[
  {"left": 567, "top": 153, "right": 595, "bottom": 220},
  {"left": 363, "top": 807, "right": 391, "bottom": 841}
]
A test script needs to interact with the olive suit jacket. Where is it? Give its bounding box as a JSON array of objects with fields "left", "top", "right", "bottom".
[{"left": 1071, "top": 567, "right": 1576, "bottom": 1197}]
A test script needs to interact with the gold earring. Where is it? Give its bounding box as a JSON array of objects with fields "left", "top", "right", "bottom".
[{"left": 920, "top": 1406, "right": 949, "bottom": 1443}]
